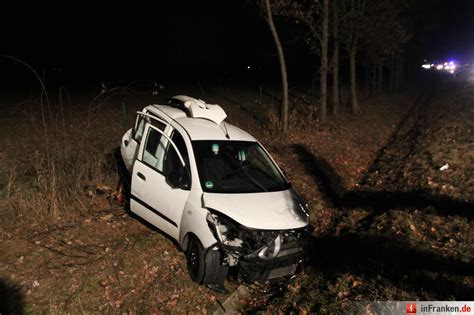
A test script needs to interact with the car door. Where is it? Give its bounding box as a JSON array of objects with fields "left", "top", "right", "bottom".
[
  {"left": 130, "top": 124, "right": 191, "bottom": 241},
  {"left": 121, "top": 113, "right": 148, "bottom": 172}
]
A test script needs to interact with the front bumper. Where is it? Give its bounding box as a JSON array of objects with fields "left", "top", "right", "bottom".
[
  {"left": 239, "top": 248, "right": 307, "bottom": 282},
  {"left": 238, "top": 225, "right": 311, "bottom": 283},
  {"left": 213, "top": 223, "right": 312, "bottom": 283}
]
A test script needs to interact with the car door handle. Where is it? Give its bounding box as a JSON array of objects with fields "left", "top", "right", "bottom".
[
  {"left": 124, "top": 139, "right": 129, "bottom": 146},
  {"left": 137, "top": 172, "right": 146, "bottom": 181}
]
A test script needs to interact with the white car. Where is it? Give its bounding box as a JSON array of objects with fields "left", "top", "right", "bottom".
[{"left": 120, "top": 95, "right": 311, "bottom": 290}]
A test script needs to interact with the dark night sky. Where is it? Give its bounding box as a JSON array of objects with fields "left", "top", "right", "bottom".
[
  {"left": 1, "top": 1, "right": 473, "bottom": 75},
  {"left": 0, "top": 1, "right": 273, "bottom": 69},
  {"left": 409, "top": 0, "right": 474, "bottom": 62}
]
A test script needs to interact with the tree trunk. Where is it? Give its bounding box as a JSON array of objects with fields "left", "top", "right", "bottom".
[
  {"left": 371, "top": 65, "right": 376, "bottom": 95},
  {"left": 364, "top": 63, "right": 370, "bottom": 93},
  {"left": 395, "top": 55, "right": 402, "bottom": 91},
  {"left": 398, "top": 55, "right": 404, "bottom": 91},
  {"left": 332, "top": 1, "right": 340, "bottom": 115},
  {"left": 320, "top": 0, "right": 329, "bottom": 123},
  {"left": 264, "top": 0, "right": 289, "bottom": 134},
  {"left": 349, "top": 49, "right": 359, "bottom": 113},
  {"left": 389, "top": 58, "right": 395, "bottom": 92},
  {"left": 378, "top": 64, "right": 383, "bottom": 92}
]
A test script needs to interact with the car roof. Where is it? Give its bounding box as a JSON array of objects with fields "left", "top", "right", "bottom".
[
  {"left": 143, "top": 97, "right": 257, "bottom": 142},
  {"left": 175, "top": 117, "right": 256, "bottom": 141}
]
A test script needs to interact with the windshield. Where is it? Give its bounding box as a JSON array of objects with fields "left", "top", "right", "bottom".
[{"left": 192, "top": 140, "right": 290, "bottom": 193}]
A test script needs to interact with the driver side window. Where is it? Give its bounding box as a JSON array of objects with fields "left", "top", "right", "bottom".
[{"left": 163, "top": 131, "right": 191, "bottom": 188}]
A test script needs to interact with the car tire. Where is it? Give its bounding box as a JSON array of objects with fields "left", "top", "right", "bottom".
[
  {"left": 186, "top": 236, "right": 206, "bottom": 283},
  {"left": 186, "top": 236, "right": 229, "bottom": 286}
]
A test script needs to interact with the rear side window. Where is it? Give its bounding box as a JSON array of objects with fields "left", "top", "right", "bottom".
[
  {"left": 142, "top": 128, "right": 166, "bottom": 172},
  {"left": 133, "top": 117, "right": 146, "bottom": 143},
  {"left": 133, "top": 114, "right": 166, "bottom": 144}
]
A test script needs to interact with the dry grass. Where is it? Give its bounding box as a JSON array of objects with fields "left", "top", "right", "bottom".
[
  {"left": 0, "top": 57, "right": 154, "bottom": 225},
  {"left": 1, "top": 89, "right": 130, "bottom": 224},
  {"left": 2, "top": 73, "right": 471, "bottom": 313}
]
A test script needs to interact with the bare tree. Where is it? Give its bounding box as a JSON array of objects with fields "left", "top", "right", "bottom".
[
  {"left": 259, "top": 0, "right": 410, "bottom": 123},
  {"left": 364, "top": 0, "right": 411, "bottom": 94},
  {"left": 339, "top": 0, "right": 369, "bottom": 114},
  {"left": 263, "top": 0, "right": 289, "bottom": 134},
  {"left": 320, "top": 0, "right": 329, "bottom": 123},
  {"left": 331, "top": 1, "right": 340, "bottom": 114},
  {"left": 338, "top": 0, "right": 411, "bottom": 111},
  {"left": 267, "top": 1, "right": 330, "bottom": 123}
]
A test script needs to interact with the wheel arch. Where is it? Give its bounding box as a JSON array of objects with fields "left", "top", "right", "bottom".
[
  {"left": 181, "top": 231, "right": 217, "bottom": 252},
  {"left": 184, "top": 232, "right": 228, "bottom": 287},
  {"left": 179, "top": 198, "right": 218, "bottom": 251}
]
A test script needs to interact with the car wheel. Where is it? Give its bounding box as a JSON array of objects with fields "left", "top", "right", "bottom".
[
  {"left": 186, "top": 236, "right": 206, "bottom": 283},
  {"left": 186, "top": 236, "right": 229, "bottom": 287}
]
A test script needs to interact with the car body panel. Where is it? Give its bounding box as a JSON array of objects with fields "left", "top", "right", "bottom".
[
  {"left": 131, "top": 159, "right": 189, "bottom": 240},
  {"left": 130, "top": 123, "right": 190, "bottom": 240},
  {"left": 150, "top": 105, "right": 187, "bottom": 121},
  {"left": 120, "top": 128, "right": 137, "bottom": 172},
  {"left": 202, "top": 190, "right": 308, "bottom": 230},
  {"left": 175, "top": 118, "right": 256, "bottom": 141},
  {"left": 178, "top": 189, "right": 219, "bottom": 250}
]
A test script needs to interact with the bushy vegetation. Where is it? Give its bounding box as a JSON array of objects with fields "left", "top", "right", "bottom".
[{"left": 2, "top": 88, "right": 126, "bottom": 222}]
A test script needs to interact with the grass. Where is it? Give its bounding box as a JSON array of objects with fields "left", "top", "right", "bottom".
[
  {"left": 3, "top": 97, "right": 123, "bottom": 223},
  {"left": 0, "top": 67, "right": 472, "bottom": 313},
  {"left": 0, "top": 56, "right": 142, "bottom": 223},
  {"left": 239, "top": 80, "right": 473, "bottom": 312}
]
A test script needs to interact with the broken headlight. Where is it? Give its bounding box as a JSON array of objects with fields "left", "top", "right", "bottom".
[
  {"left": 246, "top": 234, "right": 282, "bottom": 260},
  {"left": 206, "top": 209, "right": 283, "bottom": 259},
  {"left": 206, "top": 210, "right": 244, "bottom": 248}
]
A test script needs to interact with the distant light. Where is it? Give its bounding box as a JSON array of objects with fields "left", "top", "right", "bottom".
[
  {"left": 247, "top": 66, "right": 251, "bottom": 70},
  {"left": 436, "top": 64, "right": 444, "bottom": 70},
  {"left": 444, "top": 62, "right": 448, "bottom": 66},
  {"left": 449, "top": 61, "right": 454, "bottom": 65},
  {"left": 422, "top": 64, "right": 431, "bottom": 69}
]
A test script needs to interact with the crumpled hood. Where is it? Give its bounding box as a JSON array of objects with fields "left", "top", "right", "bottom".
[{"left": 202, "top": 190, "right": 309, "bottom": 230}]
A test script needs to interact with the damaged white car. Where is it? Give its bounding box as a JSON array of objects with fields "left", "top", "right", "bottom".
[{"left": 119, "top": 95, "right": 311, "bottom": 290}]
